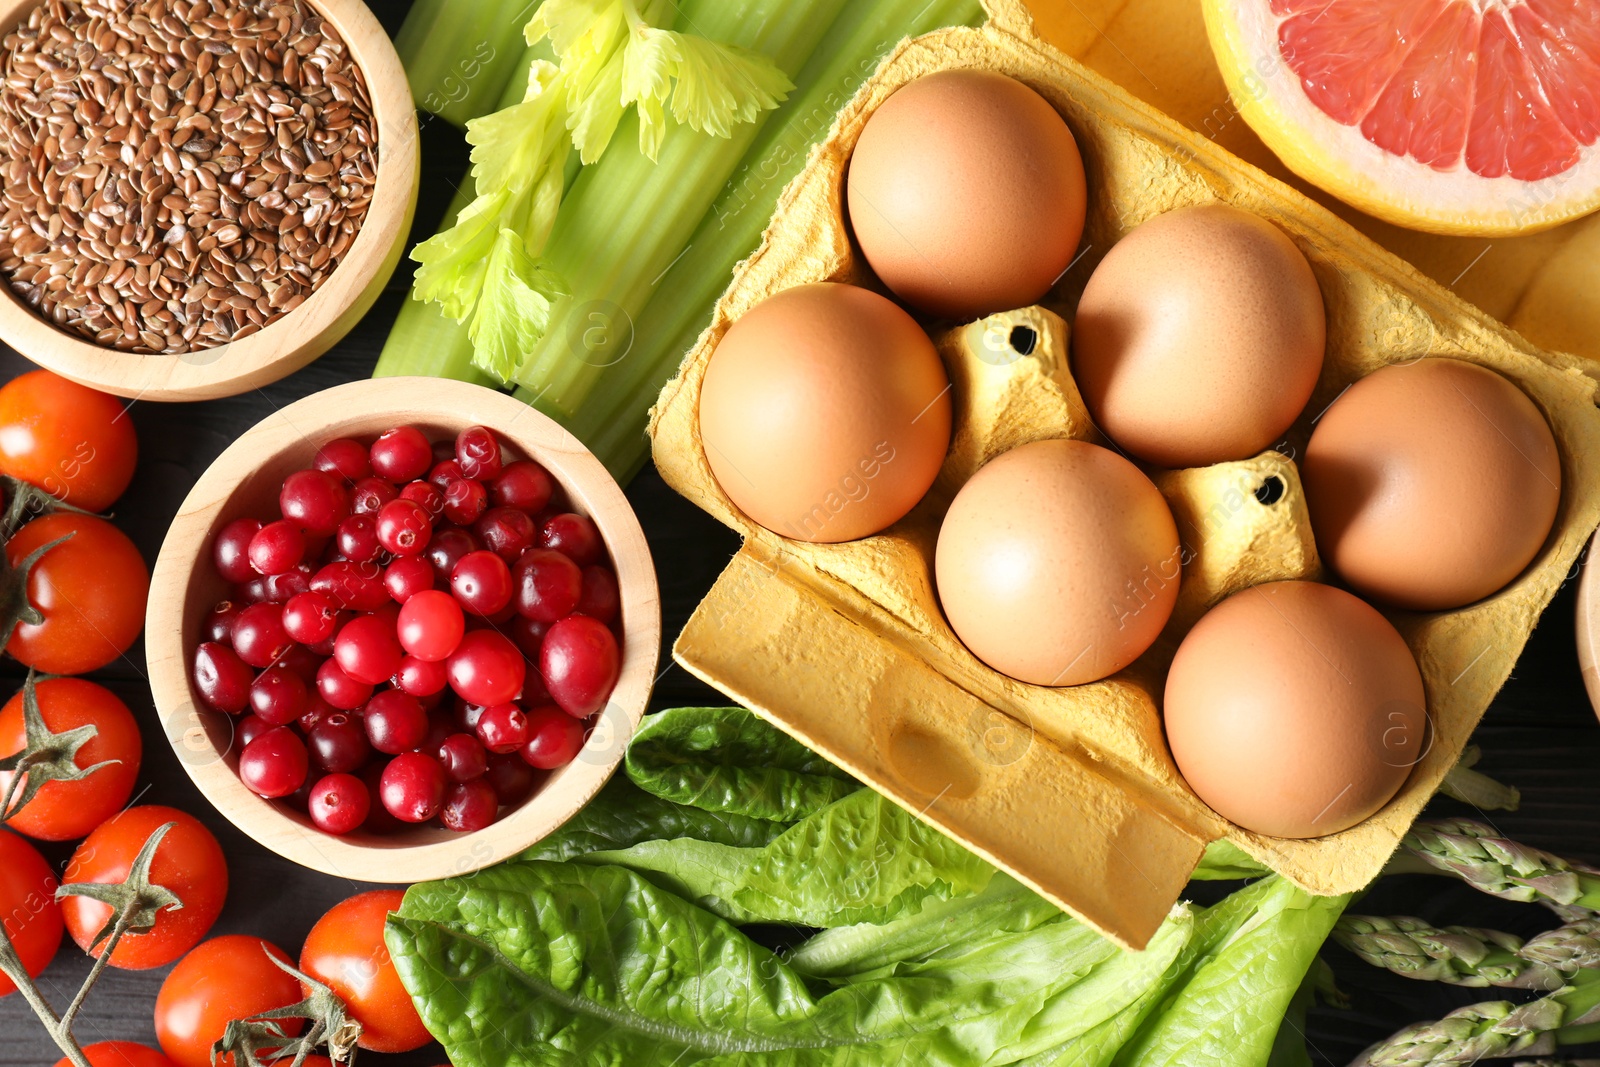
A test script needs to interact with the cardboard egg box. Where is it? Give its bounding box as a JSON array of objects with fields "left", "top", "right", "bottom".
[{"left": 649, "top": 0, "right": 1600, "bottom": 948}]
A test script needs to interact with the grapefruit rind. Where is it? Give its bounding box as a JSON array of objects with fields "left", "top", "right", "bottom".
[{"left": 1203, "top": 0, "right": 1600, "bottom": 236}]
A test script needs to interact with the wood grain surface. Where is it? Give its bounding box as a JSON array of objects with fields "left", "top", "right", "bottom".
[{"left": 1, "top": 3, "right": 1598, "bottom": 1065}]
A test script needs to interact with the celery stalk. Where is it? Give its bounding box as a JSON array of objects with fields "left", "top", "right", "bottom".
[
  {"left": 510, "top": 0, "right": 849, "bottom": 414},
  {"left": 517, "top": 0, "right": 986, "bottom": 479},
  {"left": 396, "top": 0, "right": 542, "bottom": 128}
]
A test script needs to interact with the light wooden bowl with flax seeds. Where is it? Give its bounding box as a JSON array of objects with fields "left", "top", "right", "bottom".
[{"left": 0, "top": 0, "right": 417, "bottom": 400}]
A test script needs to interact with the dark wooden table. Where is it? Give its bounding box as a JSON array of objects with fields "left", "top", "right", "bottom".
[{"left": 4, "top": 4, "right": 1600, "bottom": 1064}]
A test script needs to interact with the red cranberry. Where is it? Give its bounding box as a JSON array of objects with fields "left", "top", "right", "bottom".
[
  {"left": 490, "top": 460, "right": 553, "bottom": 513},
  {"left": 384, "top": 555, "right": 434, "bottom": 603},
  {"left": 447, "top": 630, "right": 525, "bottom": 706},
  {"left": 379, "top": 752, "right": 448, "bottom": 823},
  {"left": 204, "top": 601, "right": 241, "bottom": 644},
  {"left": 455, "top": 425, "right": 503, "bottom": 480},
  {"left": 425, "top": 526, "right": 479, "bottom": 584},
  {"left": 307, "top": 711, "right": 371, "bottom": 774},
  {"left": 299, "top": 692, "right": 337, "bottom": 732},
  {"left": 333, "top": 613, "right": 404, "bottom": 686},
  {"left": 282, "top": 591, "right": 340, "bottom": 646},
  {"left": 335, "top": 513, "right": 382, "bottom": 564},
  {"left": 308, "top": 773, "right": 370, "bottom": 835},
  {"left": 314, "top": 438, "right": 373, "bottom": 482},
  {"left": 440, "top": 779, "right": 499, "bottom": 832},
  {"left": 484, "top": 752, "right": 540, "bottom": 805},
  {"left": 442, "top": 479, "right": 488, "bottom": 526},
  {"left": 540, "top": 615, "right": 620, "bottom": 718},
  {"left": 350, "top": 476, "right": 399, "bottom": 516},
  {"left": 248, "top": 520, "right": 306, "bottom": 576},
  {"left": 280, "top": 468, "right": 350, "bottom": 536},
  {"left": 398, "top": 589, "right": 465, "bottom": 662},
  {"left": 576, "top": 566, "right": 620, "bottom": 624},
  {"left": 249, "top": 666, "right": 308, "bottom": 726},
  {"left": 428, "top": 458, "right": 465, "bottom": 490},
  {"left": 276, "top": 643, "right": 325, "bottom": 684},
  {"left": 239, "top": 727, "right": 309, "bottom": 798},
  {"left": 474, "top": 507, "right": 535, "bottom": 562},
  {"left": 400, "top": 480, "right": 445, "bottom": 519},
  {"left": 311, "top": 560, "right": 390, "bottom": 611},
  {"left": 236, "top": 565, "right": 312, "bottom": 605},
  {"left": 364, "top": 689, "right": 428, "bottom": 755},
  {"left": 475, "top": 703, "right": 529, "bottom": 755},
  {"left": 450, "top": 550, "right": 512, "bottom": 616},
  {"left": 194, "top": 641, "right": 252, "bottom": 713},
  {"left": 376, "top": 498, "right": 432, "bottom": 556},
  {"left": 509, "top": 615, "right": 547, "bottom": 660},
  {"left": 520, "top": 705, "right": 586, "bottom": 769},
  {"left": 539, "top": 513, "right": 603, "bottom": 566},
  {"left": 437, "top": 732, "right": 488, "bottom": 782},
  {"left": 235, "top": 713, "right": 272, "bottom": 750},
  {"left": 396, "top": 655, "right": 448, "bottom": 697},
  {"left": 231, "top": 602, "right": 293, "bottom": 669},
  {"left": 359, "top": 760, "right": 403, "bottom": 834},
  {"left": 513, "top": 549, "right": 583, "bottom": 623},
  {"left": 214, "top": 517, "right": 265, "bottom": 583},
  {"left": 316, "top": 658, "right": 373, "bottom": 711},
  {"left": 370, "top": 426, "right": 432, "bottom": 483}
]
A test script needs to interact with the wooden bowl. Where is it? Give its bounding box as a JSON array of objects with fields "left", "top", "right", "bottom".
[
  {"left": 0, "top": 0, "right": 419, "bottom": 401},
  {"left": 146, "top": 377, "right": 661, "bottom": 882}
]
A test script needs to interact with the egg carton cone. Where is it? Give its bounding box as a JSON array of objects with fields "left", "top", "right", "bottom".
[{"left": 648, "top": 0, "right": 1600, "bottom": 949}]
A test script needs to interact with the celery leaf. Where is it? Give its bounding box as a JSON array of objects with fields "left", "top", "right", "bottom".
[{"left": 467, "top": 229, "right": 569, "bottom": 382}]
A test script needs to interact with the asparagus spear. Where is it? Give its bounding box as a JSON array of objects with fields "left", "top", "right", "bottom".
[
  {"left": 1439, "top": 745, "right": 1522, "bottom": 812},
  {"left": 1395, "top": 820, "right": 1600, "bottom": 921},
  {"left": 1332, "top": 916, "right": 1594, "bottom": 990}
]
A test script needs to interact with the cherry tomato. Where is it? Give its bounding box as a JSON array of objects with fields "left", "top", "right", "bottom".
[
  {"left": 0, "top": 370, "right": 137, "bottom": 511},
  {"left": 300, "top": 890, "right": 431, "bottom": 1053},
  {"left": 5, "top": 512, "right": 149, "bottom": 674},
  {"left": 63, "top": 806, "right": 227, "bottom": 970},
  {"left": 0, "top": 678, "right": 141, "bottom": 840},
  {"left": 53, "top": 1042, "right": 179, "bottom": 1067},
  {"left": 154, "top": 936, "right": 303, "bottom": 1067},
  {"left": 0, "top": 828, "right": 63, "bottom": 996}
]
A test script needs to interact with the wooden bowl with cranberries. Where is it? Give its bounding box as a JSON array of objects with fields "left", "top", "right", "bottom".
[{"left": 146, "top": 377, "right": 660, "bottom": 881}]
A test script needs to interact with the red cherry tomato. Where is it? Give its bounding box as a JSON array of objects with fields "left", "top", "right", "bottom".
[
  {"left": 0, "top": 369, "right": 138, "bottom": 511},
  {"left": 5, "top": 512, "right": 149, "bottom": 674},
  {"left": 300, "top": 890, "right": 432, "bottom": 1053},
  {"left": 53, "top": 1042, "right": 179, "bottom": 1067},
  {"left": 63, "top": 806, "right": 227, "bottom": 970},
  {"left": 154, "top": 936, "right": 303, "bottom": 1067},
  {"left": 0, "top": 828, "right": 63, "bottom": 996},
  {"left": 0, "top": 678, "right": 141, "bottom": 840}
]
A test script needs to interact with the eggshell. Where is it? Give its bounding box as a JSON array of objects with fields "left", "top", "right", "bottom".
[
  {"left": 846, "top": 69, "right": 1087, "bottom": 321},
  {"left": 1302, "top": 358, "right": 1561, "bottom": 612},
  {"left": 697, "top": 282, "right": 952, "bottom": 544},
  {"left": 1071, "top": 204, "right": 1326, "bottom": 468},
  {"left": 935, "top": 438, "right": 1180, "bottom": 686},
  {"left": 1163, "top": 580, "right": 1425, "bottom": 839}
]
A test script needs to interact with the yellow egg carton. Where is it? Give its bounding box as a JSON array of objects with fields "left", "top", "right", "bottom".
[{"left": 649, "top": 0, "right": 1600, "bottom": 949}]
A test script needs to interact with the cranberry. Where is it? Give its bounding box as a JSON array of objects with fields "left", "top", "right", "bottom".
[
  {"left": 316, "top": 658, "right": 373, "bottom": 711},
  {"left": 277, "top": 643, "right": 325, "bottom": 683},
  {"left": 396, "top": 655, "right": 449, "bottom": 697},
  {"left": 282, "top": 590, "right": 340, "bottom": 646},
  {"left": 437, "top": 732, "right": 488, "bottom": 782},
  {"left": 520, "top": 662, "right": 554, "bottom": 707},
  {"left": 248, "top": 519, "right": 306, "bottom": 576},
  {"left": 455, "top": 425, "right": 503, "bottom": 480},
  {"left": 282, "top": 771, "right": 319, "bottom": 813},
  {"left": 376, "top": 498, "right": 432, "bottom": 556},
  {"left": 485, "top": 752, "right": 540, "bottom": 805},
  {"left": 311, "top": 560, "right": 390, "bottom": 611},
  {"left": 474, "top": 507, "right": 535, "bottom": 561},
  {"left": 540, "top": 615, "right": 620, "bottom": 718},
  {"left": 314, "top": 438, "right": 372, "bottom": 481},
  {"left": 249, "top": 667, "right": 308, "bottom": 726},
  {"left": 239, "top": 727, "right": 309, "bottom": 798},
  {"left": 450, "top": 550, "right": 512, "bottom": 616},
  {"left": 442, "top": 479, "right": 488, "bottom": 526},
  {"left": 490, "top": 460, "right": 554, "bottom": 513},
  {"left": 194, "top": 641, "right": 253, "bottom": 713},
  {"left": 383, "top": 555, "right": 434, "bottom": 603},
  {"left": 475, "top": 703, "right": 529, "bottom": 754},
  {"left": 204, "top": 601, "right": 241, "bottom": 644},
  {"left": 235, "top": 714, "right": 272, "bottom": 750},
  {"left": 420, "top": 710, "right": 454, "bottom": 756},
  {"left": 379, "top": 752, "right": 448, "bottom": 823},
  {"left": 280, "top": 468, "right": 350, "bottom": 536},
  {"left": 520, "top": 706, "right": 586, "bottom": 769},
  {"left": 512, "top": 549, "right": 583, "bottom": 623},
  {"left": 425, "top": 526, "right": 479, "bottom": 584},
  {"left": 359, "top": 760, "right": 403, "bottom": 834},
  {"left": 307, "top": 711, "right": 371, "bottom": 773},
  {"left": 335, "top": 513, "right": 382, "bottom": 563},
  {"left": 215, "top": 517, "right": 265, "bottom": 583},
  {"left": 508, "top": 616, "right": 548, "bottom": 660},
  {"left": 231, "top": 602, "right": 292, "bottom": 669},
  {"left": 299, "top": 692, "right": 336, "bottom": 732},
  {"left": 334, "top": 613, "right": 404, "bottom": 685},
  {"left": 395, "top": 589, "right": 465, "bottom": 664},
  {"left": 576, "top": 566, "right": 620, "bottom": 624},
  {"left": 308, "top": 773, "right": 370, "bottom": 835},
  {"left": 428, "top": 458, "right": 466, "bottom": 490},
  {"left": 350, "top": 478, "right": 396, "bottom": 517},
  {"left": 447, "top": 630, "right": 525, "bottom": 706},
  {"left": 364, "top": 689, "right": 428, "bottom": 755},
  {"left": 370, "top": 426, "right": 432, "bottom": 483},
  {"left": 539, "top": 513, "right": 603, "bottom": 566},
  {"left": 454, "top": 699, "right": 487, "bottom": 733},
  {"left": 440, "top": 779, "right": 499, "bottom": 833},
  {"left": 236, "top": 565, "right": 312, "bottom": 604},
  {"left": 400, "top": 480, "right": 445, "bottom": 519}
]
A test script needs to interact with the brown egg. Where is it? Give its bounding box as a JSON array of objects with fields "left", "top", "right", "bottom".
[
  {"left": 846, "top": 70, "right": 1088, "bottom": 321},
  {"left": 935, "top": 439, "right": 1180, "bottom": 686},
  {"left": 698, "top": 282, "right": 952, "bottom": 544},
  {"left": 1303, "top": 358, "right": 1561, "bottom": 612},
  {"left": 1072, "top": 204, "right": 1326, "bottom": 468},
  {"left": 1163, "top": 580, "right": 1425, "bottom": 839}
]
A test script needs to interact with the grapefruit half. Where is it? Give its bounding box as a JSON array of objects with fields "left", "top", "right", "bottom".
[{"left": 1204, "top": 0, "right": 1600, "bottom": 235}]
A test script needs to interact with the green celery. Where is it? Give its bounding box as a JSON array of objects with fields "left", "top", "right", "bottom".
[
  {"left": 509, "top": 0, "right": 851, "bottom": 411},
  {"left": 518, "top": 0, "right": 986, "bottom": 479},
  {"left": 395, "top": 0, "right": 541, "bottom": 128}
]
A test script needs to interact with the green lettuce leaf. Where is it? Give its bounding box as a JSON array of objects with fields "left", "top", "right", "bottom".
[
  {"left": 624, "top": 706, "right": 857, "bottom": 821},
  {"left": 1190, "top": 839, "right": 1271, "bottom": 881},
  {"left": 582, "top": 787, "right": 994, "bottom": 926},
  {"left": 517, "top": 776, "right": 791, "bottom": 863}
]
